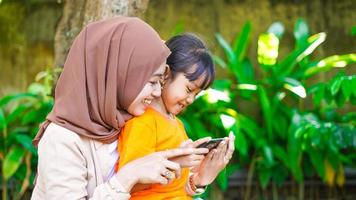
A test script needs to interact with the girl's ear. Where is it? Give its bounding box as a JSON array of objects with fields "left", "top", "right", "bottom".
[{"left": 161, "top": 65, "right": 171, "bottom": 86}]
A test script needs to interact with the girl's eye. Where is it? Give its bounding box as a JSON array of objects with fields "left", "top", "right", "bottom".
[{"left": 186, "top": 87, "right": 192, "bottom": 93}]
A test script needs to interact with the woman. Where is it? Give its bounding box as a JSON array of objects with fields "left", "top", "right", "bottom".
[{"left": 31, "top": 17, "right": 209, "bottom": 200}]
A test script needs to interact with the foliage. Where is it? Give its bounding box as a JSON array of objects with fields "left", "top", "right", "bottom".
[
  {"left": 0, "top": 68, "right": 59, "bottom": 200},
  {"left": 180, "top": 19, "right": 356, "bottom": 198}
]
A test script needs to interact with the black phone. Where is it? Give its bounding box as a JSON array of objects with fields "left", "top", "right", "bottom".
[{"left": 197, "top": 138, "right": 224, "bottom": 150}]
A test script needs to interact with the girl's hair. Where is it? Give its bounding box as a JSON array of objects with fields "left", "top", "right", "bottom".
[{"left": 165, "top": 33, "right": 215, "bottom": 90}]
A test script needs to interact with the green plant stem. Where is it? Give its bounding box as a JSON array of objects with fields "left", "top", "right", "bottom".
[
  {"left": 2, "top": 175, "right": 7, "bottom": 200},
  {"left": 244, "top": 156, "right": 256, "bottom": 200},
  {"left": 298, "top": 181, "right": 304, "bottom": 200},
  {"left": 2, "top": 126, "right": 7, "bottom": 200},
  {"left": 273, "top": 182, "right": 278, "bottom": 200}
]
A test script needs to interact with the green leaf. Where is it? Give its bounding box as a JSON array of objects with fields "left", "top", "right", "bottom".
[
  {"left": 233, "top": 21, "right": 252, "bottom": 62},
  {"left": 263, "top": 146, "right": 274, "bottom": 166},
  {"left": 308, "top": 148, "right": 325, "bottom": 179},
  {"left": 15, "top": 134, "right": 37, "bottom": 155},
  {"left": 215, "top": 33, "right": 237, "bottom": 70},
  {"left": 258, "top": 86, "right": 273, "bottom": 140},
  {"left": 341, "top": 77, "right": 354, "bottom": 99},
  {"left": 259, "top": 168, "right": 272, "bottom": 188},
  {"left": 0, "top": 108, "right": 6, "bottom": 131},
  {"left": 0, "top": 93, "right": 36, "bottom": 107},
  {"left": 303, "top": 54, "right": 356, "bottom": 78},
  {"left": 330, "top": 76, "right": 343, "bottom": 96},
  {"left": 293, "top": 18, "right": 309, "bottom": 48},
  {"left": 232, "top": 126, "right": 248, "bottom": 156},
  {"left": 276, "top": 32, "right": 326, "bottom": 76},
  {"left": 212, "top": 55, "right": 227, "bottom": 68},
  {"left": 311, "top": 84, "right": 325, "bottom": 106},
  {"left": 216, "top": 170, "right": 228, "bottom": 191},
  {"left": 2, "top": 146, "right": 26, "bottom": 180},
  {"left": 6, "top": 104, "right": 28, "bottom": 124},
  {"left": 241, "top": 58, "right": 255, "bottom": 83},
  {"left": 272, "top": 145, "right": 289, "bottom": 167},
  {"left": 283, "top": 77, "right": 307, "bottom": 98}
]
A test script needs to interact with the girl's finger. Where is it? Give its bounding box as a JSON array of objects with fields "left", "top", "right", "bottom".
[
  {"left": 216, "top": 140, "right": 227, "bottom": 161},
  {"left": 192, "top": 137, "right": 212, "bottom": 148}
]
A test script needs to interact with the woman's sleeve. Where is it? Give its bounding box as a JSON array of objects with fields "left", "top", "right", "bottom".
[
  {"left": 118, "top": 119, "right": 156, "bottom": 168},
  {"left": 35, "top": 126, "right": 130, "bottom": 200}
]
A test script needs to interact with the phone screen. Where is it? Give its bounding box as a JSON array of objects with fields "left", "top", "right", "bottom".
[{"left": 197, "top": 138, "right": 224, "bottom": 150}]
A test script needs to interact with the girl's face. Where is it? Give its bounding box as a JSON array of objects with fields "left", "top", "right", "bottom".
[
  {"left": 162, "top": 72, "right": 204, "bottom": 115},
  {"left": 127, "top": 63, "right": 167, "bottom": 116}
]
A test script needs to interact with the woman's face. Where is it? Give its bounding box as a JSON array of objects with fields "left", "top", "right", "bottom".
[
  {"left": 127, "top": 63, "right": 167, "bottom": 116},
  {"left": 162, "top": 72, "right": 204, "bottom": 115}
]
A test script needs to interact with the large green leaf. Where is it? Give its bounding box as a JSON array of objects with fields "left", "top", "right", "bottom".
[
  {"left": 303, "top": 54, "right": 356, "bottom": 78},
  {"left": 276, "top": 32, "right": 326, "bottom": 77},
  {"left": 232, "top": 126, "right": 248, "bottom": 156},
  {"left": 0, "top": 93, "right": 36, "bottom": 108},
  {"left": 215, "top": 33, "right": 237, "bottom": 70},
  {"left": 283, "top": 77, "right": 307, "bottom": 98},
  {"left": 2, "top": 146, "right": 26, "bottom": 180},
  {"left": 0, "top": 108, "right": 6, "bottom": 131},
  {"left": 258, "top": 167, "right": 272, "bottom": 188},
  {"left": 232, "top": 21, "right": 251, "bottom": 62},
  {"left": 15, "top": 134, "right": 37, "bottom": 155},
  {"left": 216, "top": 170, "right": 228, "bottom": 191},
  {"left": 258, "top": 86, "right": 273, "bottom": 140}
]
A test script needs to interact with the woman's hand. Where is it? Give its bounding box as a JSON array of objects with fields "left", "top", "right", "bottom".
[
  {"left": 169, "top": 137, "right": 210, "bottom": 168},
  {"left": 116, "top": 147, "right": 209, "bottom": 192},
  {"left": 192, "top": 132, "right": 235, "bottom": 186}
]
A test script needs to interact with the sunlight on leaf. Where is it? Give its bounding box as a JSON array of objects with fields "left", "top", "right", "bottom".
[
  {"left": 296, "top": 32, "right": 326, "bottom": 62},
  {"left": 199, "top": 88, "right": 230, "bottom": 103},
  {"left": 237, "top": 84, "right": 257, "bottom": 90},
  {"left": 283, "top": 78, "right": 307, "bottom": 98},
  {"left": 220, "top": 114, "right": 236, "bottom": 129}
]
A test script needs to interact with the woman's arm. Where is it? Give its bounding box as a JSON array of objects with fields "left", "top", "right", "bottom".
[{"left": 34, "top": 125, "right": 130, "bottom": 200}]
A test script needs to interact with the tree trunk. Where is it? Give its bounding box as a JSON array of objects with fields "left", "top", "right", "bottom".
[{"left": 54, "top": 0, "right": 149, "bottom": 68}]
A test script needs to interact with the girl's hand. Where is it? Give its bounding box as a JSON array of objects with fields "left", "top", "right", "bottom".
[
  {"left": 116, "top": 147, "right": 209, "bottom": 192},
  {"left": 169, "top": 138, "right": 210, "bottom": 168},
  {"left": 192, "top": 132, "right": 235, "bottom": 186}
]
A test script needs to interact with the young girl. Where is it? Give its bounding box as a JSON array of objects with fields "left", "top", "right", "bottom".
[{"left": 117, "top": 33, "right": 235, "bottom": 199}]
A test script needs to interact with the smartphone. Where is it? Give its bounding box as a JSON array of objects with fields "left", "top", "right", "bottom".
[{"left": 197, "top": 138, "right": 224, "bottom": 150}]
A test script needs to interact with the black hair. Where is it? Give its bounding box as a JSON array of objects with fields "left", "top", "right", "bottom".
[{"left": 165, "top": 33, "right": 215, "bottom": 90}]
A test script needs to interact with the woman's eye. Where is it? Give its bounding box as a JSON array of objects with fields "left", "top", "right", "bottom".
[{"left": 149, "top": 81, "right": 160, "bottom": 86}]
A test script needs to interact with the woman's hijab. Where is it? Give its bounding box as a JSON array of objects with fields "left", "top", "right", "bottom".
[{"left": 33, "top": 17, "right": 170, "bottom": 145}]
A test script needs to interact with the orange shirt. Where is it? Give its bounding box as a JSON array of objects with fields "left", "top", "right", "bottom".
[{"left": 118, "top": 107, "right": 192, "bottom": 200}]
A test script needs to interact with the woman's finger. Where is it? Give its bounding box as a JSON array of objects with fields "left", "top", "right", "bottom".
[
  {"left": 163, "top": 160, "right": 181, "bottom": 178},
  {"left": 180, "top": 139, "right": 193, "bottom": 148},
  {"left": 156, "top": 175, "right": 169, "bottom": 185},
  {"left": 159, "top": 147, "right": 208, "bottom": 159}
]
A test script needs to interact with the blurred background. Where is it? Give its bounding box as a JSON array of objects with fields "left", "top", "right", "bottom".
[{"left": 0, "top": 0, "right": 355, "bottom": 199}]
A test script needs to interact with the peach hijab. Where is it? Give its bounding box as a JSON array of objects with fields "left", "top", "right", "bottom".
[{"left": 33, "top": 17, "right": 170, "bottom": 145}]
